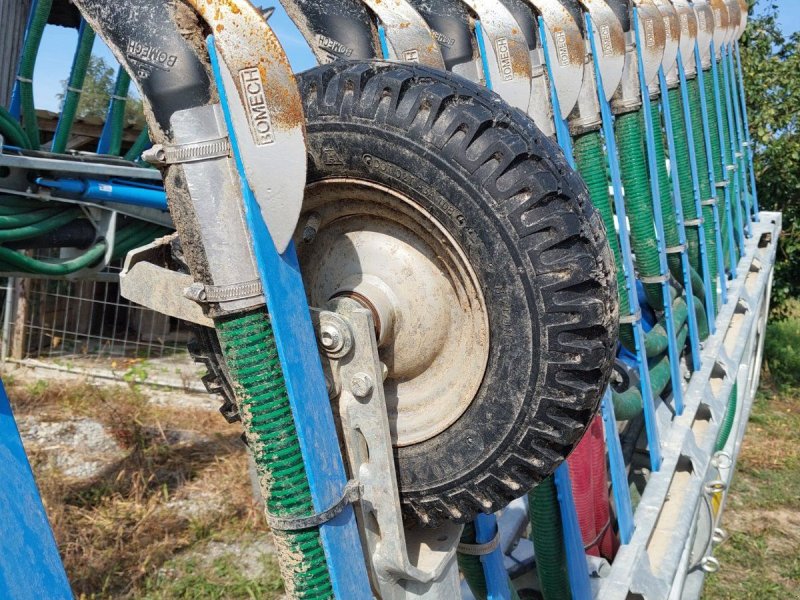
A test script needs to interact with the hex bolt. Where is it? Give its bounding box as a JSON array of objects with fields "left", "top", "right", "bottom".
[
  {"left": 302, "top": 212, "right": 322, "bottom": 244},
  {"left": 319, "top": 324, "right": 344, "bottom": 354},
  {"left": 351, "top": 373, "right": 374, "bottom": 399}
]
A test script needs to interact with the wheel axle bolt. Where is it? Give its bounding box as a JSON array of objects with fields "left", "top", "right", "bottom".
[
  {"left": 351, "top": 373, "right": 374, "bottom": 399},
  {"left": 320, "top": 324, "right": 344, "bottom": 353}
]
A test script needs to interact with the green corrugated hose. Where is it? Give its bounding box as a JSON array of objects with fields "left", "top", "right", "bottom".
[
  {"left": 215, "top": 311, "right": 334, "bottom": 599},
  {"left": 612, "top": 322, "right": 690, "bottom": 421},
  {"left": 457, "top": 522, "right": 521, "bottom": 600},
  {"left": 124, "top": 127, "right": 150, "bottom": 162},
  {"left": 18, "top": 0, "right": 54, "bottom": 148},
  {"left": 529, "top": 476, "right": 571, "bottom": 600},
  {"left": 573, "top": 130, "right": 634, "bottom": 348},
  {"left": 703, "top": 70, "right": 731, "bottom": 272},
  {"left": 0, "top": 105, "right": 33, "bottom": 149},
  {"left": 615, "top": 110, "right": 664, "bottom": 311},
  {"left": 687, "top": 78, "right": 718, "bottom": 316},
  {"left": 667, "top": 87, "right": 703, "bottom": 280},
  {"left": 51, "top": 21, "right": 96, "bottom": 154},
  {"left": 106, "top": 68, "right": 132, "bottom": 156},
  {"left": 716, "top": 62, "right": 745, "bottom": 256},
  {"left": 715, "top": 383, "right": 738, "bottom": 452}
]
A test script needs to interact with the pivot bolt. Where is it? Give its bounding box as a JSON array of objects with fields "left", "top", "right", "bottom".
[
  {"left": 320, "top": 324, "right": 344, "bottom": 354},
  {"left": 351, "top": 373, "right": 374, "bottom": 399}
]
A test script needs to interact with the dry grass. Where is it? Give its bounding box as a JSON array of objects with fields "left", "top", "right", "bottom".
[{"left": 3, "top": 372, "right": 281, "bottom": 599}]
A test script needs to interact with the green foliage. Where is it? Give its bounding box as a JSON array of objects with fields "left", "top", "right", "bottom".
[
  {"left": 741, "top": 2, "right": 800, "bottom": 309},
  {"left": 57, "top": 55, "right": 145, "bottom": 127},
  {"left": 764, "top": 315, "right": 800, "bottom": 387}
]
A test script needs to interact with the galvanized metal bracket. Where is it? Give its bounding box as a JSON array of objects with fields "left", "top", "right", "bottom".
[{"left": 314, "top": 299, "right": 463, "bottom": 600}]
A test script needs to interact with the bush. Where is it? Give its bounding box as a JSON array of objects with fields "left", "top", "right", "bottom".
[{"left": 764, "top": 316, "right": 800, "bottom": 387}]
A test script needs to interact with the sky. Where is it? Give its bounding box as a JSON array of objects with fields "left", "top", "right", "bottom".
[{"left": 26, "top": 0, "right": 800, "bottom": 112}]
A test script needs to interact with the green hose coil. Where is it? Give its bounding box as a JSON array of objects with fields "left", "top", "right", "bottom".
[
  {"left": 457, "top": 522, "right": 520, "bottom": 600},
  {"left": 529, "top": 476, "right": 571, "bottom": 600},
  {"left": 573, "top": 130, "right": 635, "bottom": 348},
  {"left": 0, "top": 105, "right": 33, "bottom": 149},
  {"left": 715, "top": 383, "right": 738, "bottom": 452},
  {"left": 615, "top": 110, "right": 665, "bottom": 310},
  {"left": 51, "top": 22, "right": 96, "bottom": 154},
  {"left": 18, "top": 0, "right": 54, "bottom": 148},
  {"left": 687, "top": 78, "right": 718, "bottom": 316},
  {"left": 703, "top": 70, "right": 731, "bottom": 272},
  {"left": 215, "top": 311, "right": 333, "bottom": 599},
  {"left": 106, "top": 68, "right": 132, "bottom": 156}
]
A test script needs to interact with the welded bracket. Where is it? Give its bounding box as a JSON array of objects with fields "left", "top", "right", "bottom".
[{"left": 314, "top": 300, "right": 463, "bottom": 600}]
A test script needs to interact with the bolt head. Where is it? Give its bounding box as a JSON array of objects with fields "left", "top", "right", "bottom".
[
  {"left": 319, "top": 324, "right": 344, "bottom": 353},
  {"left": 350, "top": 373, "right": 374, "bottom": 399}
]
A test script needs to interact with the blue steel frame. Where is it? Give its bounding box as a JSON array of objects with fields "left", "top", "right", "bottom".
[
  {"left": 208, "top": 38, "right": 372, "bottom": 599},
  {"left": 585, "top": 14, "right": 662, "bottom": 472},
  {"left": 723, "top": 44, "right": 753, "bottom": 233},
  {"left": 657, "top": 70, "right": 703, "bottom": 372},
  {"left": 632, "top": 7, "right": 685, "bottom": 416},
  {"left": 0, "top": 378, "right": 73, "bottom": 600},
  {"left": 676, "top": 53, "right": 717, "bottom": 334},
  {"left": 734, "top": 41, "right": 759, "bottom": 219},
  {"left": 8, "top": 0, "right": 40, "bottom": 120},
  {"left": 709, "top": 42, "right": 742, "bottom": 271}
]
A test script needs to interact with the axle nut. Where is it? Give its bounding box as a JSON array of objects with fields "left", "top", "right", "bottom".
[
  {"left": 320, "top": 324, "right": 345, "bottom": 353},
  {"left": 351, "top": 373, "right": 374, "bottom": 399}
]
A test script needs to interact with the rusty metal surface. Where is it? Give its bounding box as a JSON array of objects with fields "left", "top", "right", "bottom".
[
  {"left": 461, "top": 0, "right": 533, "bottom": 111},
  {"left": 708, "top": 0, "right": 729, "bottom": 56},
  {"left": 360, "top": 0, "right": 447, "bottom": 68},
  {"left": 633, "top": 0, "right": 666, "bottom": 88},
  {"left": 526, "top": 0, "right": 585, "bottom": 118},
  {"left": 722, "top": 0, "right": 740, "bottom": 45},
  {"left": 185, "top": 0, "right": 307, "bottom": 254},
  {"left": 736, "top": 0, "right": 747, "bottom": 38},
  {"left": 651, "top": 0, "right": 679, "bottom": 79},
  {"left": 578, "top": 0, "right": 627, "bottom": 101},
  {"left": 693, "top": 0, "right": 715, "bottom": 68},
  {"left": 670, "top": 0, "right": 698, "bottom": 79}
]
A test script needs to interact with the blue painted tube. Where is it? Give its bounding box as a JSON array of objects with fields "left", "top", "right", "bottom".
[
  {"left": 475, "top": 514, "right": 511, "bottom": 600},
  {"left": 725, "top": 47, "right": 752, "bottom": 231},
  {"left": 658, "top": 71, "right": 702, "bottom": 371},
  {"left": 553, "top": 464, "right": 592, "bottom": 600},
  {"left": 709, "top": 43, "right": 739, "bottom": 277},
  {"left": 208, "top": 39, "right": 371, "bottom": 599},
  {"left": 0, "top": 378, "right": 73, "bottom": 600},
  {"left": 694, "top": 47, "right": 728, "bottom": 308},
  {"left": 633, "top": 8, "right": 684, "bottom": 416},
  {"left": 378, "top": 24, "right": 390, "bottom": 61},
  {"left": 36, "top": 177, "right": 169, "bottom": 211},
  {"left": 476, "top": 21, "right": 494, "bottom": 91},
  {"left": 601, "top": 390, "right": 634, "bottom": 544},
  {"left": 8, "top": 0, "right": 39, "bottom": 119},
  {"left": 734, "top": 41, "right": 759, "bottom": 218},
  {"left": 719, "top": 46, "right": 747, "bottom": 251},
  {"left": 537, "top": 18, "right": 574, "bottom": 166},
  {"left": 586, "top": 14, "right": 661, "bottom": 471},
  {"left": 676, "top": 55, "right": 716, "bottom": 335}
]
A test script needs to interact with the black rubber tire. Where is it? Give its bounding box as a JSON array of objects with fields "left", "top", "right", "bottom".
[
  {"left": 198, "top": 61, "right": 618, "bottom": 526},
  {"left": 298, "top": 61, "right": 618, "bottom": 525}
]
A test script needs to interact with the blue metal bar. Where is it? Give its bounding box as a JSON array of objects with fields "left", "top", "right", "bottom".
[
  {"left": 36, "top": 177, "right": 169, "bottom": 211},
  {"left": 97, "top": 67, "right": 128, "bottom": 155},
  {"left": 586, "top": 14, "right": 661, "bottom": 471},
  {"left": 0, "top": 378, "right": 73, "bottom": 600},
  {"left": 553, "top": 464, "right": 592, "bottom": 600},
  {"left": 724, "top": 46, "right": 752, "bottom": 234},
  {"left": 694, "top": 44, "right": 728, "bottom": 308},
  {"left": 8, "top": 0, "right": 39, "bottom": 119},
  {"left": 676, "top": 54, "right": 716, "bottom": 335},
  {"left": 378, "top": 24, "right": 390, "bottom": 60},
  {"left": 709, "top": 42, "right": 739, "bottom": 276},
  {"left": 658, "top": 71, "right": 702, "bottom": 371},
  {"left": 601, "top": 389, "right": 634, "bottom": 544},
  {"left": 475, "top": 21, "right": 494, "bottom": 91},
  {"left": 537, "top": 18, "right": 574, "bottom": 166},
  {"left": 734, "top": 41, "right": 759, "bottom": 218},
  {"left": 633, "top": 8, "right": 684, "bottom": 416},
  {"left": 208, "top": 39, "right": 371, "bottom": 599},
  {"left": 474, "top": 514, "right": 511, "bottom": 600},
  {"left": 719, "top": 46, "right": 747, "bottom": 253}
]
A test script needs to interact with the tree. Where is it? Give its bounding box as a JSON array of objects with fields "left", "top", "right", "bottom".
[
  {"left": 57, "top": 55, "right": 145, "bottom": 128},
  {"left": 740, "top": 1, "right": 800, "bottom": 312}
]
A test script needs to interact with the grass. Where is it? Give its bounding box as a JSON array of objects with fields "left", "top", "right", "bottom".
[{"left": 3, "top": 374, "right": 284, "bottom": 600}]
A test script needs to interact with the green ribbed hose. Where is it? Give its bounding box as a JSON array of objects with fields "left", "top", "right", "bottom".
[
  {"left": 0, "top": 105, "right": 33, "bottom": 149},
  {"left": 18, "top": 0, "right": 54, "bottom": 148},
  {"left": 124, "top": 127, "right": 150, "bottom": 162},
  {"left": 715, "top": 383, "right": 738, "bottom": 452},
  {"left": 667, "top": 87, "right": 703, "bottom": 280},
  {"left": 573, "top": 130, "right": 634, "bottom": 348},
  {"left": 51, "top": 22, "right": 96, "bottom": 154},
  {"left": 615, "top": 111, "right": 664, "bottom": 310},
  {"left": 106, "top": 68, "right": 132, "bottom": 156},
  {"left": 0, "top": 210, "right": 82, "bottom": 242},
  {"left": 703, "top": 70, "right": 731, "bottom": 272},
  {"left": 529, "top": 476, "right": 571, "bottom": 600},
  {"left": 215, "top": 311, "right": 333, "bottom": 599},
  {"left": 687, "top": 78, "right": 718, "bottom": 316},
  {"left": 716, "top": 62, "right": 744, "bottom": 256},
  {"left": 457, "top": 522, "right": 521, "bottom": 600}
]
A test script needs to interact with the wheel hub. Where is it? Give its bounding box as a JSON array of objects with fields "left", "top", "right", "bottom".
[{"left": 296, "top": 179, "right": 490, "bottom": 447}]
